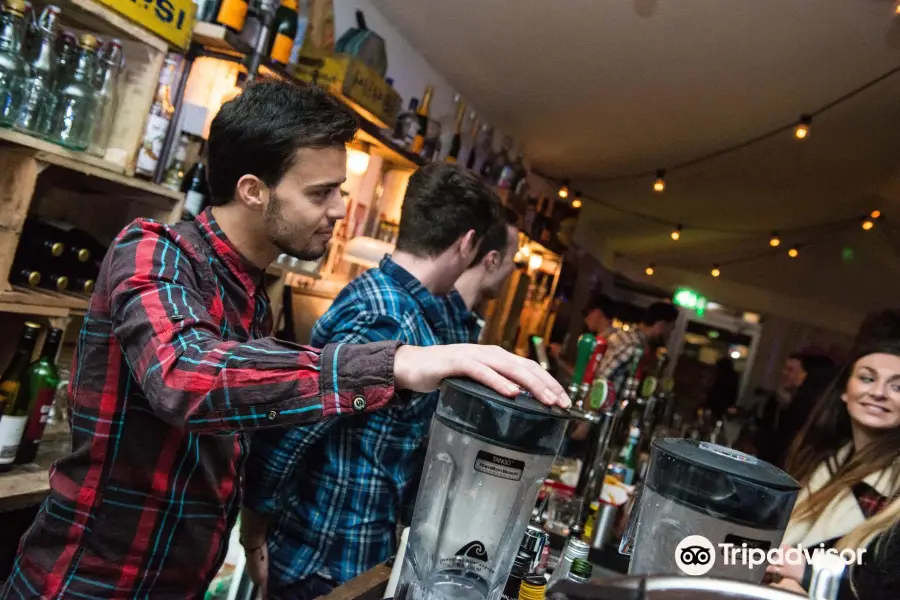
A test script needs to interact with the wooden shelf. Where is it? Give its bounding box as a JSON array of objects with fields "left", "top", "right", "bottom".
[
  {"left": 0, "top": 129, "right": 181, "bottom": 202},
  {"left": 0, "top": 421, "right": 70, "bottom": 512},
  {"left": 0, "top": 287, "right": 90, "bottom": 318},
  {"left": 50, "top": 0, "right": 168, "bottom": 53}
]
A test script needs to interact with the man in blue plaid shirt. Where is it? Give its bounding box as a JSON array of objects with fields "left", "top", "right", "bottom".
[{"left": 242, "top": 163, "right": 514, "bottom": 599}]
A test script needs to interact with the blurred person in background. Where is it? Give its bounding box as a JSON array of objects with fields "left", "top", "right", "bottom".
[
  {"left": 707, "top": 357, "right": 741, "bottom": 419},
  {"left": 549, "top": 294, "right": 618, "bottom": 360},
  {"left": 767, "top": 337, "right": 900, "bottom": 598}
]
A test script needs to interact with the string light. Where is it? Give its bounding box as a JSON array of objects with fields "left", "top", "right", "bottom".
[
  {"left": 862, "top": 219, "right": 875, "bottom": 231},
  {"left": 769, "top": 232, "right": 781, "bottom": 247},
  {"left": 558, "top": 180, "right": 569, "bottom": 199},
  {"left": 670, "top": 225, "right": 682, "bottom": 241},
  {"left": 788, "top": 247, "right": 799, "bottom": 258},
  {"left": 711, "top": 265, "right": 721, "bottom": 277},
  {"left": 653, "top": 170, "right": 666, "bottom": 193},
  {"left": 572, "top": 190, "right": 582, "bottom": 209},
  {"left": 645, "top": 264, "right": 655, "bottom": 276},
  {"left": 870, "top": 209, "right": 881, "bottom": 219},
  {"left": 794, "top": 115, "right": 811, "bottom": 140}
]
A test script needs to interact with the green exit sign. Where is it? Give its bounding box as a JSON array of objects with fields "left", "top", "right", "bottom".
[{"left": 673, "top": 287, "right": 708, "bottom": 315}]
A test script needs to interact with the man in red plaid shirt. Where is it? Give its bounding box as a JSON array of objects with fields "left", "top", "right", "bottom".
[{"left": 2, "top": 81, "right": 569, "bottom": 599}]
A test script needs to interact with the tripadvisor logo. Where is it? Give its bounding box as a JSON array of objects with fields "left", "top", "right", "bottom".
[{"left": 675, "top": 535, "right": 867, "bottom": 576}]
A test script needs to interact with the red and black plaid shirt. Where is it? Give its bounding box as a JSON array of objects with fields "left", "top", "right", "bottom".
[{"left": 2, "top": 209, "right": 399, "bottom": 599}]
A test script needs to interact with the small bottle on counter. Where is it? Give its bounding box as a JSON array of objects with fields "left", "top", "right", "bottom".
[
  {"left": 517, "top": 575, "right": 547, "bottom": 600},
  {"left": 546, "top": 537, "right": 589, "bottom": 589},
  {"left": 566, "top": 558, "right": 593, "bottom": 584}
]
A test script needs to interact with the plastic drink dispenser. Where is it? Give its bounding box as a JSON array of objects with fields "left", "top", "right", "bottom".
[{"left": 395, "top": 378, "right": 571, "bottom": 600}]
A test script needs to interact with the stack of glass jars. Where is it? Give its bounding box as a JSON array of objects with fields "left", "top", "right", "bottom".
[{"left": 0, "top": 0, "right": 125, "bottom": 153}]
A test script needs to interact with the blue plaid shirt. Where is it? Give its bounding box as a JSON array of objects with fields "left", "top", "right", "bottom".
[{"left": 244, "top": 257, "right": 475, "bottom": 587}]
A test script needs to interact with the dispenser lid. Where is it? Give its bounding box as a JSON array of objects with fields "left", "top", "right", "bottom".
[
  {"left": 652, "top": 438, "right": 799, "bottom": 491},
  {"left": 443, "top": 377, "right": 574, "bottom": 420}
]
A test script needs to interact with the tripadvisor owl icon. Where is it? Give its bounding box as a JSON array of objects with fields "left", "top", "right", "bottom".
[{"left": 675, "top": 535, "right": 716, "bottom": 576}]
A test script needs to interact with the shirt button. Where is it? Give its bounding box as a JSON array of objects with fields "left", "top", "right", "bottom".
[
  {"left": 352, "top": 395, "right": 367, "bottom": 412},
  {"left": 267, "top": 410, "right": 277, "bottom": 420}
]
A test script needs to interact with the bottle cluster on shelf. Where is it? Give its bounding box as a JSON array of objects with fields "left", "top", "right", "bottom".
[
  {"left": 197, "top": 0, "right": 301, "bottom": 66},
  {"left": 0, "top": 321, "right": 62, "bottom": 471},
  {"left": 11, "top": 217, "right": 106, "bottom": 295},
  {"left": 0, "top": 0, "right": 125, "bottom": 155},
  {"left": 160, "top": 133, "right": 212, "bottom": 221}
]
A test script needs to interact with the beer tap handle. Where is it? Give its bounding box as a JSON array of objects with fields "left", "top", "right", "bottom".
[{"left": 568, "top": 333, "right": 597, "bottom": 405}]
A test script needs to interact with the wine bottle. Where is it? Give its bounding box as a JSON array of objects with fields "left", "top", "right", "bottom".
[
  {"left": 268, "top": 0, "right": 298, "bottom": 64},
  {"left": 198, "top": 0, "right": 248, "bottom": 34},
  {"left": 37, "top": 271, "right": 68, "bottom": 292},
  {"left": 135, "top": 56, "right": 177, "bottom": 178},
  {"left": 410, "top": 85, "right": 433, "bottom": 155},
  {"left": 13, "top": 327, "right": 61, "bottom": 466},
  {"left": 0, "top": 322, "right": 41, "bottom": 470},
  {"left": 182, "top": 145, "right": 210, "bottom": 221},
  {"left": 446, "top": 99, "right": 466, "bottom": 164},
  {"left": 11, "top": 267, "right": 40, "bottom": 288}
]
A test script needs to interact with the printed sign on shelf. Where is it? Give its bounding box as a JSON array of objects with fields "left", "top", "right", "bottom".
[{"left": 95, "top": 0, "right": 196, "bottom": 49}]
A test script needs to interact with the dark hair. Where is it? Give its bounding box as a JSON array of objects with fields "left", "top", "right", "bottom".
[
  {"left": 395, "top": 163, "right": 501, "bottom": 258},
  {"left": 855, "top": 308, "right": 900, "bottom": 352},
  {"left": 641, "top": 301, "right": 679, "bottom": 325},
  {"left": 472, "top": 206, "right": 519, "bottom": 265},
  {"left": 207, "top": 81, "right": 358, "bottom": 203},
  {"left": 583, "top": 294, "right": 617, "bottom": 320},
  {"left": 788, "top": 352, "right": 835, "bottom": 377}
]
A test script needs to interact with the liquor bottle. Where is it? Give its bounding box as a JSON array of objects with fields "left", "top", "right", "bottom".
[
  {"left": 547, "top": 537, "right": 589, "bottom": 589},
  {"left": 268, "top": 0, "right": 298, "bottom": 64},
  {"left": 517, "top": 575, "right": 546, "bottom": 600},
  {"left": 464, "top": 118, "right": 480, "bottom": 170},
  {"left": 14, "top": 4, "right": 58, "bottom": 134},
  {"left": 135, "top": 56, "right": 177, "bottom": 177},
  {"left": 10, "top": 267, "right": 40, "bottom": 288},
  {"left": 500, "top": 551, "right": 533, "bottom": 600},
  {"left": 0, "top": 322, "right": 41, "bottom": 469},
  {"left": 0, "top": 0, "right": 26, "bottom": 127},
  {"left": 12, "top": 327, "right": 61, "bottom": 466},
  {"left": 88, "top": 38, "right": 124, "bottom": 158},
  {"left": 46, "top": 33, "right": 99, "bottom": 150},
  {"left": 37, "top": 270, "right": 68, "bottom": 292},
  {"left": 163, "top": 134, "right": 188, "bottom": 191},
  {"left": 612, "top": 423, "right": 641, "bottom": 485},
  {"left": 70, "top": 276, "right": 94, "bottom": 295},
  {"left": 566, "top": 558, "right": 593, "bottom": 584},
  {"left": 182, "top": 142, "right": 210, "bottom": 220},
  {"left": 409, "top": 85, "right": 433, "bottom": 155},
  {"left": 445, "top": 98, "right": 466, "bottom": 163},
  {"left": 392, "top": 97, "right": 418, "bottom": 147},
  {"left": 197, "top": 0, "right": 248, "bottom": 33}
]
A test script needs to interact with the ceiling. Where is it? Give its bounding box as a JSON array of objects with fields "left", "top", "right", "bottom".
[{"left": 376, "top": 0, "right": 900, "bottom": 326}]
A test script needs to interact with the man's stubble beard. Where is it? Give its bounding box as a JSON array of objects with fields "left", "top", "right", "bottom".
[{"left": 265, "top": 191, "right": 329, "bottom": 262}]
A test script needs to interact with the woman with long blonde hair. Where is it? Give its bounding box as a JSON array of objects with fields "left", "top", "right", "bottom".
[{"left": 767, "top": 338, "right": 900, "bottom": 598}]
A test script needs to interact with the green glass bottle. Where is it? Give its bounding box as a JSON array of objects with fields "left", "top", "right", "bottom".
[
  {"left": 0, "top": 0, "right": 26, "bottom": 127},
  {"left": 0, "top": 322, "right": 41, "bottom": 470},
  {"left": 14, "top": 327, "right": 61, "bottom": 466},
  {"left": 46, "top": 32, "right": 99, "bottom": 150}
]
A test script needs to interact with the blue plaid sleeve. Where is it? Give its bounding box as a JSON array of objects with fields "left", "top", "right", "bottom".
[{"left": 244, "top": 306, "right": 409, "bottom": 515}]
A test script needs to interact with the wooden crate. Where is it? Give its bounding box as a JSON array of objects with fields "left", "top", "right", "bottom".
[{"left": 28, "top": 0, "right": 170, "bottom": 176}]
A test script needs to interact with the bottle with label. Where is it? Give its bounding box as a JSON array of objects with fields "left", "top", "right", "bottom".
[
  {"left": 445, "top": 99, "right": 466, "bottom": 164},
  {"left": 268, "top": 0, "right": 298, "bottom": 64},
  {"left": 0, "top": 322, "right": 41, "bottom": 469},
  {"left": 0, "top": 0, "right": 26, "bottom": 127},
  {"left": 163, "top": 134, "right": 188, "bottom": 191},
  {"left": 566, "top": 558, "right": 593, "bottom": 584},
  {"left": 613, "top": 424, "right": 641, "bottom": 485},
  {"left": 500, "top": 551, "right": 533, "bottom": 600},
  {"left": 88, "top": 38, "right": 124, "bottom": 158},
  {"left": 181, "top": 142, "right": 210, "bottom": 220},
  {"left": 197, "top": 0, "right": 248, "bottom": 33},
  {"left": 14, "top": 4, "right": 58, "bottom": 134},
  {"left": 13, "top": 327, "right": 61, "bottom": 466},
  {"left": 409, "top": 85, "right": 433, "bottom": 155},
  {"left": 546, "top": 537, "right": 589, "bottom": 589},
  {"left": 135, "top": 56, "right": 177, "bottom": 177},
  {"left": 46, "top": 32, "right": 99, "bottom": 150}
]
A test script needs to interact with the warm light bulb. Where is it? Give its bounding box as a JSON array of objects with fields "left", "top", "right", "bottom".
[
  {"left": 862, "top": 219, "right": 875, "bottom": 231},
  {"left": 769, "top": 233, "right": 781, "bottom": 248},
  {"left": 794, "top": 115, "right": 811, "bottom": 140},
  {"left": 528, "top": 253, "right": 544, "bottom": 270},
  {"left": 520, "top": 245, "right": 531, "bottom": 258},
  {"left": 788, "top": 247, "right": 799, "bottom": 258},
  {"left": 645, "top": 265, "right": 655, "bottom": 276},
  {"left": 711, "top": 266, "right": 721, "bottom": 277},
  {"left": 559, "top": 180, "right": 570, "bottom": 199},
  {"left": 572, "top": 199, "right": 582, "bottom": 209},
  {"left": 347, "top": 148, "right": 370, "bottom": 175},
  {"left": 670, "top": 225, "right": 682, "bottom": 241},
  {"left": 653, "top": 169, "right": 666, "bottom": 193},
  {"left": 871, "top": 209, "right": 881, "bottom": 219}
]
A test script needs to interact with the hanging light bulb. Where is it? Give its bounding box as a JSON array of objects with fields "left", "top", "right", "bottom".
[
  {"left": 572, "top": 190, "right": 582, "bottom": 209},
  {"left": 862, "top": 219, "right": 875, "bottom": 231},
  {"left": 769, "top": 232, "right": 781, "bottom": 247},
  {"left": 788, "top": 247, "right": 799, "bottom": 258},
  {"left": 653, "top": 170, "right": 666, "bottom": 193},
  {"left": 645, "top": 264, "right": 655, "bottom": 276},
  {"left": 870, "top": 209, "right": 881, "bottom": 219},
  {"left": 558, "top": 180, "right": 569, "bottom": 199},
  {"left": 670, "top": 224, "right": 682, "bottom": 241},
  {"left": 794, "top": 115, "right": 812, "bottom": 140},
  {"left": 711, "top": 265, "right": 721, "bottom": 277}
]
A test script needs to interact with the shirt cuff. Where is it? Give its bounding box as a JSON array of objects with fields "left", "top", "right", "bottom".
[{"left": 319, "top": 340, "right": 400, "bottom": 417}]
